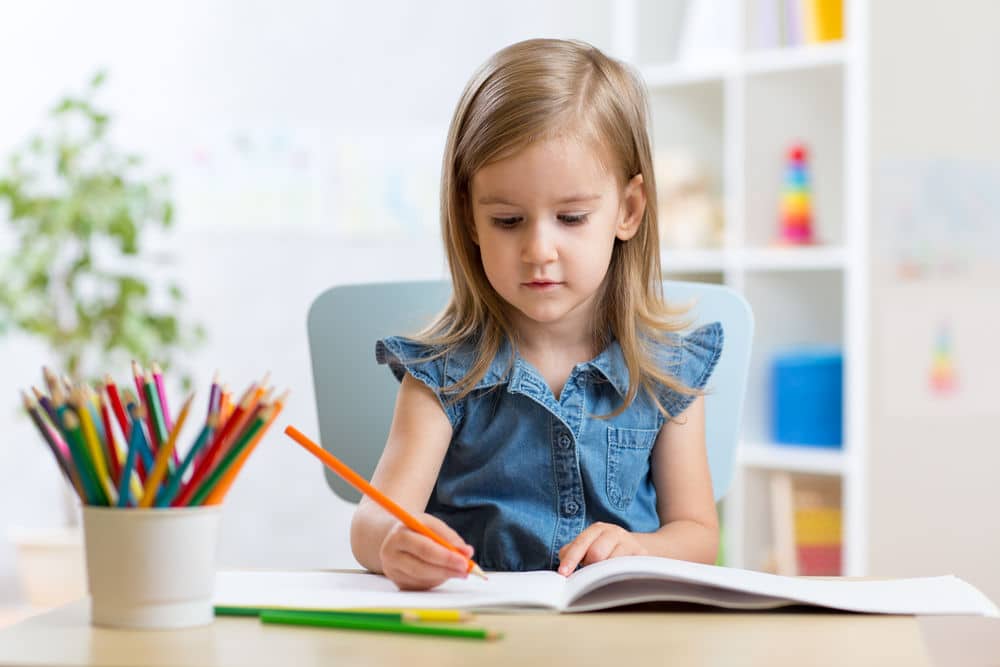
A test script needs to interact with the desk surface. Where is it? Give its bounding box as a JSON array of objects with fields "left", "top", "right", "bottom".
[{"left": 3, "top": 600, "right": 996, "bottom": 667}]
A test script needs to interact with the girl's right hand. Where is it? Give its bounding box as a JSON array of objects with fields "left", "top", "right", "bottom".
[{"left": 379, "top": 513, "right": 475, "bottom": 591}]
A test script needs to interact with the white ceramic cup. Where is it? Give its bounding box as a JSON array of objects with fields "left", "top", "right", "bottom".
[{"left": 82, "top": 506, "right": 221, "bottom": 629}]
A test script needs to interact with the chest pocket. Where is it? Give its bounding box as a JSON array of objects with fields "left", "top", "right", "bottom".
[{"left": 606, "top": 426, "right": 659, "bottom": 511}]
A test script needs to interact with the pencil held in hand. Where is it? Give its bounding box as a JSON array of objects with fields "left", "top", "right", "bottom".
[{"left": 283, "top": 425, "right": 487, "bottom": 580}]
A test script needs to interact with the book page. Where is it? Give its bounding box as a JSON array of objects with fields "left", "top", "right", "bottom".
[
  {"left": 214, "top": 569, "right": 569, "bottom": 611},
  {"left": 563, "top": 556, "right": 999, "bottom": 616}
]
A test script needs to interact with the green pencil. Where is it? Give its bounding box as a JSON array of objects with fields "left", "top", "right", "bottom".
[
  {"left": 215, "top": 606, "right": 417, "bottom": 623},
  {"left": 259, "top": 610, "right": 502, "bottom": 640},
  {"left": 187, "top": 409, "right": 268, "bottom": 506}
]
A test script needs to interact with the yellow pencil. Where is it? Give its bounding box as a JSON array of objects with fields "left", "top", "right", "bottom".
[
  {"left": 73, "top": 388, "right": 116, "bottom": 503},
  {"left": 341, "top": 608, "right": 473, "bottom": 623},
  {"left": 139, "top": 393, "right": 195, "bottom": 508}
]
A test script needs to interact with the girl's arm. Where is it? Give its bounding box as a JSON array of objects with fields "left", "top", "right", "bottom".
[
  {"left": 638, "top": 395, "right": 719, "bottom": 562},
  {"left": 349, "top": 373, "right": 465, "bottom": 576},
  {"left": 557, "top": 396, "right": 719, "bottom": 573}
]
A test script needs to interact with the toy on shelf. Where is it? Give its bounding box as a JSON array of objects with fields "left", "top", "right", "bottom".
[
  {"left": 777, "top": 142, "right": 816, "bottom": 245},
  {"left": 655, "top": 150, "right": 724, "bottom": 250}
]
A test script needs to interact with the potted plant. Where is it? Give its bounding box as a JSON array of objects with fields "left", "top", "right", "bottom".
[{"left": 0, "top": 71, "right": 204, "bottom": 607}]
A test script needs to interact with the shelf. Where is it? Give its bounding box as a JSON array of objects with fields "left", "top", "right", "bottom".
[
  {"left": 640, "top": 43, "right": 846, "bottom": 89},
  {"left": 742, "top": 42, "right": 847, "bottom": 76},
  {"left": 641, "top": 60, "right": 729, "bottom": 89},
  {"left": 661, "top": 248, "right": 728, "bottom": 273},
  {"left": 739, "top": 441, "right": 845, "bottom": 475},
  {"left": 738, "top": 246, "right": 847, "bottom": 271}
]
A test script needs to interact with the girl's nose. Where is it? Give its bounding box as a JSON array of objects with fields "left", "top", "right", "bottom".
[{"left": 521, "top": 220, "right": 558, "bottom": 265}]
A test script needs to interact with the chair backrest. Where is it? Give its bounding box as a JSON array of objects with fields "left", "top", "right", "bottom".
[{"left": 307, "top": 280, "right": 753, "bottom": 503}]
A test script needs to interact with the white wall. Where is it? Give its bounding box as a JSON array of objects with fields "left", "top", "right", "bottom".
[
  {"left": 867, "top": 1, "right": 1000, "bottom": 603},
  {"left": 0, "top": 0, "right": 613, "bottom": 602}
]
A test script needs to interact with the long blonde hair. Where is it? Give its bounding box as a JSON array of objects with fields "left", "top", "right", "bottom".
[{"left": 416, "top": 38, "right": 694, "bottom": 419}]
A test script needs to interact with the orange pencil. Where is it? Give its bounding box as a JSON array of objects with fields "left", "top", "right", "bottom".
[
  {"left": 204, "top": 389, "right": 288, "bottom": 505},
  {"left": 283, "top": 425, "right": 486, "bottom": 580},
  {"left": 138, "top": 393, "right": 195, "bottom": 508}
]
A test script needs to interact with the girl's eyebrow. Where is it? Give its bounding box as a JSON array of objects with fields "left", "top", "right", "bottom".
[{"left": 476, "top": 194, "right": 603, "bottom": 206}]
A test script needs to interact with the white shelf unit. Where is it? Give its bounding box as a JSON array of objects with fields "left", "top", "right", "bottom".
[{"left": 616, "top": 0, "right": 867, "bottom": 575}]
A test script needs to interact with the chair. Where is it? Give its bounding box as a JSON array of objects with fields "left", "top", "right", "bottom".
[{"left": 307, "top": 280, "right": 753, "bottom": 503}]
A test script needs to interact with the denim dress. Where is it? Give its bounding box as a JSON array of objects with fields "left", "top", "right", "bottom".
[{"left": 375, "top": 322, "right": 723, "bottom": 572}]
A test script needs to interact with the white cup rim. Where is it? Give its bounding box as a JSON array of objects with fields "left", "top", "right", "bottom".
[{"left": 82, "top": 505, "right": 222, "bottom": 518}]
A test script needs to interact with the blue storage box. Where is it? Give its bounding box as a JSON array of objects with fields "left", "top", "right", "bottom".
[{"left": 770, "top": 347, "right": 843, "bottom": 448}]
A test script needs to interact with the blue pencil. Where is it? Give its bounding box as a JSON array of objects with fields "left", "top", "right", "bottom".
[
  {"left": 117, "top": 419, "right": 142, "bottom": 507},
  {"left": 125, "top": 400, "right": 156, "bottom": 475},
  {"left": 156, "top": 416, "right": 217, "bottom": 507}
]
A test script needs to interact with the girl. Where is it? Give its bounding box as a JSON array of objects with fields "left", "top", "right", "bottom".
[{"left": 351, "top": 38, "right": 723, "bottom": 591}]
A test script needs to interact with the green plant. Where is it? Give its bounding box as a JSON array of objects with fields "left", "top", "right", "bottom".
[{"left": 0, "top": 71, "right": 204, "bottom": 384}]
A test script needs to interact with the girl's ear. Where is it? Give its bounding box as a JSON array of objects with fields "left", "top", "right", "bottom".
[{"left": 616, "top": 173, "right": 646, "bottom": 241}]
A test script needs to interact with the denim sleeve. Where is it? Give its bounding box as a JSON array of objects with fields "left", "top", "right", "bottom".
[
  {"left": 658, "top": 322, "right": 724, "bottom": 417},
  {"left": 375, "top": 336, "right": 462, "bottom": 427}
]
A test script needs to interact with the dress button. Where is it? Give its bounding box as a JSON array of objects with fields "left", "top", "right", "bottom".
[
  {"left": 558, "top": 433, "right": 571, "bottom": 449},
  {"left": 564, "top": 501, "right": 579, "bottom": 516}
]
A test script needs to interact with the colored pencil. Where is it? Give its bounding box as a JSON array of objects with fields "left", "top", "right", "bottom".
[
  {"left": 174, "top": 384, "right": 256, "bottom": 507},
  {"left": 259, "top": 610, "right": 501, "bottom": 640},
  {"left": 139, "top": 393, "right": 194, "bottom": 508},
  {"left": 151, "top": 362, "right": 172, "bottom": 431},
  {"left": 214, "top": 607, "right": 423, "bottom": 622},
  {"left": 208, "top": 371, "right": 222, "bottom": 417},
  {"left": 117, "top": 416, "right": 144, "bottom": 507},
  {"left": 72, "top": 388, "right": 116, "bottom": 504},
  {"left": 59, "top": 408, "right": 107, "bottom": 505},
  {"left": 204, "top": 390, "right": 287, "bottom": 505},
  {"left": 152, "top": 362, "right": 181, "bottom": 468},
  {"left": 30, "top": 387, "right": 70, "bottom": 460},
  {"left": 42, "top": 367, "right": 61, "bottom": 399},
  {"left": 104, "top": 375, "right": 131, "bottom": 444},
  {"left": 283, "top": 425, "right": 487, "bottom": 580},
  {"left": 220, "top": 386, "right": 233, "bottom": 422},
  {"left": 156, "top": 414, "right": 217, "bottom": 507},
  {"left": 143, "top": 371, "right": 169, "bottom": 452},
  {"left": 96, "top": 383, "right": 122, "bottom": 486},
  {"left": 22, "top": 391, "right": 83, "bottom": 501},
  {"left": 124, "top": 397, "right": 154, "bottom": 480},
  {"left": 187, "top": 407, "right": 270, "bottom": 506}
]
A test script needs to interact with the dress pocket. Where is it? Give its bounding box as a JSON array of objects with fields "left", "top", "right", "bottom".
[{"left": 606, "top": 426, "right": 658, "bottom": 511}]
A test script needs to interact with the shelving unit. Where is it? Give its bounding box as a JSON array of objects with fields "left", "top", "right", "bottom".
[{"left": 613, "top": 0, "right": 867, "bottom": 575}]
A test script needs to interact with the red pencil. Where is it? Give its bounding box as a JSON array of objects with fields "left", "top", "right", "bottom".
[
  {"left": 104, "top": 375, "right": 130, "bottom": 442},
  {"left": 173, "top": 384, "right": 257, "bottom": 507},
  {"left": 97, "top": 383, "right": 122, "bottom": 486}
]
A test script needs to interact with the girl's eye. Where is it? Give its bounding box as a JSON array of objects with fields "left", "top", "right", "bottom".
[
  {"left": 492, "top": 216, "right": 522, "bottom": 228},
  {"left": 559, "top": 214, "right": 588, "bottom": 225}
]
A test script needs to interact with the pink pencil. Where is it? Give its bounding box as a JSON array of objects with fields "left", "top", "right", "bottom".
[{"left": 152, "top": 362, "right": 180, "bottom": 467}]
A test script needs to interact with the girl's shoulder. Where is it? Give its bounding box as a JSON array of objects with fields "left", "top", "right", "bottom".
[
  {"left": 375, "top": 335, "right": 508, "bottom": 425},
  {"left": 654, "top": 322, "right": 725, "bottom": 417}
]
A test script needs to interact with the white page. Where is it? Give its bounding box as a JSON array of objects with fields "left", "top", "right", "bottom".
[
  {"left": 563, "top": 556, "right": 1000, "bottom": 616},
  {"left": 214, "top": 569, "right": 569, "bottom": 611}
]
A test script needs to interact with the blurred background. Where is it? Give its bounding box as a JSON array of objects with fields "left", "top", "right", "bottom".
[{"left": 1, "top": 0, "right": 997, "bottom": 623}]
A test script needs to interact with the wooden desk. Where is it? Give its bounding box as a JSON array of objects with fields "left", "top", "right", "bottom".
[{"left": 3, "top": 600, "right": 996, "bottom": 667}]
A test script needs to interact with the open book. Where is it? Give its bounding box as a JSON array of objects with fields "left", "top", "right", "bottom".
[{"left": 214, "top": 556, "right": 998, "bottom": 616}]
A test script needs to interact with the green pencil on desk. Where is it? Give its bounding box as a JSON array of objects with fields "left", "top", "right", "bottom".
[
  {"left": 215, "top": 606, "right": 473, "bottom": 623},
  {"left": 259, "top": 609, "right": 502, "bottom": 641}
]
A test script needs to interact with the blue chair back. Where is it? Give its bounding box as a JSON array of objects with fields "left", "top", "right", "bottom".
[{"left": 307, "top": 280, "right": 752, "bottom": 503}]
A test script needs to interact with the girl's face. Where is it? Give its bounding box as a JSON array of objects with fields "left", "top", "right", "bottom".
[{"left": 470, "top": 136, "right": 645, "bottom": 340}]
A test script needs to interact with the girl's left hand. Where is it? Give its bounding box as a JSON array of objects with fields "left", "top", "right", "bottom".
[{"left": 557, "top": 522, "right": 649, "bottom": 575}]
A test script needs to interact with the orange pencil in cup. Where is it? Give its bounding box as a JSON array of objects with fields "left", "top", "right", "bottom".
[{"left": 283, "top": 425, "right": 487, "bottom": 580}]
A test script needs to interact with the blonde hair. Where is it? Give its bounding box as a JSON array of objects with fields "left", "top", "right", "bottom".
[{"left": 416, "top": 38, "right": 695, "bottom": 419}]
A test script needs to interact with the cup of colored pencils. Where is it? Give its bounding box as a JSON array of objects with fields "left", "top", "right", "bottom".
[{"left": 21, "top": 363, "right": 287, "bottom": 629}]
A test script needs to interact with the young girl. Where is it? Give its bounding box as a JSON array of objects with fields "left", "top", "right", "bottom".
[{"left": 351, "top": 38, "right": 723, "bottom": 591}]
